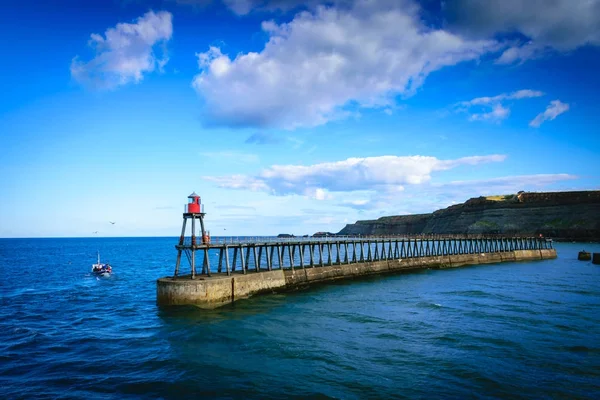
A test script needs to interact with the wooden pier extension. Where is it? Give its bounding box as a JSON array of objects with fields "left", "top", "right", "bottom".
[{"left": 157, "top": 235, "right": 557, "bottom": 309}]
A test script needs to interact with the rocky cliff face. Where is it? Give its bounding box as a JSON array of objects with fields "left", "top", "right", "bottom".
[
  {"left": 338, "top": 213, "right": 431, "bottom": 235},
  {"left": 337, "top": 191, "right": 600, "bottom": 241}
]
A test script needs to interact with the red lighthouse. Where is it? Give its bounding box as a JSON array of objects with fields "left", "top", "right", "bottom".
[
  {"left": 187, "top": 192, "right": 201, "bottom": 214},
  {"left": 174, "top": 192, "right": 211, "bottom": 279}
]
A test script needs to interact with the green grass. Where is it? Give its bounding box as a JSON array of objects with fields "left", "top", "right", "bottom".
[{"left": 485, "top": 194, "right": 514, "bottom": 201}]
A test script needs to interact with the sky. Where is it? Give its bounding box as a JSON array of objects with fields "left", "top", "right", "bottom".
[{"left": 1, "top": 0, "right": 599, "bottom": 238}]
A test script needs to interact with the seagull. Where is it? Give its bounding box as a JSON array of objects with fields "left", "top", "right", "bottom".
[
  {"left": 93, "top": 231, "right": 98, "bottom": 234},
  {"left": 109, "top": 221, "right": 115, "bottom": 225}
]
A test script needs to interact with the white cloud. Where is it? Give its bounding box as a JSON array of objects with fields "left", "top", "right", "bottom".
[
  {"left": 445, "top": 0, "right": 600, "bottom": 63},
  {"left": 203, "top": 154, "right": 506, "bottom": 196},
  {"left": 192, "top": 0, "right": 497, "bottom": 129},
  {"left": 71, "top": 11, "right": 173, "bottom": 89},
  {"left": 460, "top": 89, "right": 544, "bottom": 107},
  {"left": 529, "top": 100, "right": 570, "bottom": 128},
  {"left": 495, "top": 42, "right": 544, "bottom": 65},
  {"left": 307, "top": 187, "right": 333, "bottom": 200},
  {"left": 468, "top": 104, "right": 510, "bottom": 123},
  {"left": 456, "top": 89, "right": 544, "bottom": 123}
]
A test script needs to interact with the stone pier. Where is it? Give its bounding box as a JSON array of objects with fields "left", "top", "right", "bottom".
[{"left": 157, "top": 236, "right": 556, "bottom": 309}]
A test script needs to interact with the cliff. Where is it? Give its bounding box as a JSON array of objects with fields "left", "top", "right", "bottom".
[{"left": 337, "top": 190, "right": 600, "bottom": 241}]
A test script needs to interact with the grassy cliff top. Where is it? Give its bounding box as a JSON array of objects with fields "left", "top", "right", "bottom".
[{"left": 485, "top": 194, "right": 516, "bottom": 201}]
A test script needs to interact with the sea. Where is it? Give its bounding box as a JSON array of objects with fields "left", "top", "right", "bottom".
[{"left": 0, "top": 237, "right": 599, "bottom": 399}]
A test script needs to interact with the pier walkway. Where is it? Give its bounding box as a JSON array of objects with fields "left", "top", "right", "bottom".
[
  {"left": 159, "top": 234, "right": 556, "bottom": 308},
  {"left": 174, "top": 235, "right": 554, "bottom": 279}
]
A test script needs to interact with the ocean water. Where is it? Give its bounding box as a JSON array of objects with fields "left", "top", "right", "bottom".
[{"left": 1, "top": 237, "right": 599, "bottom": 399}]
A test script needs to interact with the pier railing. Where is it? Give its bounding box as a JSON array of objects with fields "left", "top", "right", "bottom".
[
  {"left": 173, "top": 236, "right": 553, "bottom": 278},
  {"left": 183, "top": 233, "right": 551, "bottom": 246}
]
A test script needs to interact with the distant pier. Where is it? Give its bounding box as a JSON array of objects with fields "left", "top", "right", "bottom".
[{"left": 157, "top": 235, "right": 557, "bottom": 309}]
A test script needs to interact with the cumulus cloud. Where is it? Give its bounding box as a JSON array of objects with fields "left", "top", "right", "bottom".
[
  {"left": 468, "top": 104, "right": 510, "bottom": 123},
  {"left": 203, "top": 154, "right": 506, "bottom": 197},
  {"left": 455, "top": 89, "right": 544, "bottom": 123},
  {"left": 459, "top": 89, "right": 544, "bottom": 107},
  {"left": 444, "top": 0, "right": 600, "bottom": 63},
  {"left": 495, "top": 42, "right": 545, "bottom": 65},
  {"left": 192, "top": 0, "right": 496, "bottom": 129},
  {"left": 529, "top": 100, "right": 570, "bottom": 128},
  {"left": 71, "top": 11, "right": 173, "bottom": 89}
]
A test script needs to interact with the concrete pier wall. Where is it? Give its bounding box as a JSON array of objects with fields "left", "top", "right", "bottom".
[{"left": 156, "top": 248, "right": 557, "bottom": 309}]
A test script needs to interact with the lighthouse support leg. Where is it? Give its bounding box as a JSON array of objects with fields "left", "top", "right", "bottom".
[
  {"left": 203, "top": 248, "right": 211, "bottom": 277},
  {"left": 199, "top": 217, "right": 206, "bottom": 242},
  {"left": 191, "top": 217, "right": 197, "bottom": 279},
  {"left": 174, "top": 218, "right": 187, "bottom": 277}
]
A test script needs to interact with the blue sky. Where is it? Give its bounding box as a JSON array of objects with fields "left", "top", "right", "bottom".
[{"left": 1, "top": 0, "right": 599, "bottom": 238}]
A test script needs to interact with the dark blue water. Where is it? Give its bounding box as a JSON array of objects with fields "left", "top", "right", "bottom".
[{"left": 1, "top": 238, "right": 599, "bottom": 399}]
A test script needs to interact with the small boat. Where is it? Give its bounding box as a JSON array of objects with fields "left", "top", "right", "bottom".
[{"left": 92, "top": 251, "right": 112, "bottom": 277}]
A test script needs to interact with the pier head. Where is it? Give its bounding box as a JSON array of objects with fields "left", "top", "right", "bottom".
[{"left": 157, "top": 196, "right": 556, "bottom": 308}]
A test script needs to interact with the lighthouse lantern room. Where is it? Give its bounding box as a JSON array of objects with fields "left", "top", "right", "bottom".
[
  {"left": 174, "top": 192, "right": 211, "bottom": 279},
  {"left": 187, "top": 192, "right": 202, "bottom": 214}
]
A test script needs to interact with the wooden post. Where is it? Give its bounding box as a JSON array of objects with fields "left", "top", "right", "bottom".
[
  {"left": 232, "top": 246, "right": 238, "bottom": 272},
  {"left": 224, "top": 245, "right": 231, "bottom": 276},
  {"left": 244, "top": 245, "right": 251, "bottom": 272},
  {"left": 277, "top": 245, "right": 283, "bottom": 269},
  {"left": 241, "top": 246, "right": 247, "bottom": 274},
  {"left": 218, "top": 248, "right": 224, "bottom": 273},
  {"left": 344, "top": 243, "right": 349, "bottom": 264},
  {"left": 269, "top": 245, "right": 275, "bottom": 270},
  {"left": 203, "top": 248, "right": 211, "bottom": 277},
  {"left": 266, "top": 244, "right": 272, "bottom": 271},
  {"left": 255, "top": 245, "right": 261, "bottom": 272},
  {"left": 319, "top": 242, "right": 324, "bottom": 267},
  {"left": 288, "top": 244, "right": 295, "bottom": 270}
]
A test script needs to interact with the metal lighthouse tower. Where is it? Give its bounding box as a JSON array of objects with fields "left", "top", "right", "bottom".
[{"left": 174, "top": 192, "right": 211, "bottom": 279}]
